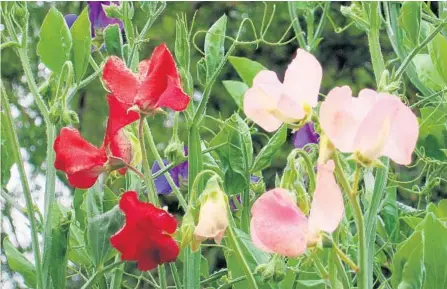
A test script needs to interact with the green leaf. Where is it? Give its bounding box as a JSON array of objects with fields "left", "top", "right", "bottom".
[
  {"left": 205, "top": 14, "right": 227, "bottom": 80},
  {"left": 37, "top": 7, "right": 72, "bottom": 73},
  {"left": 430, "top": 200, "right": 447, "bottom": 220},
  {"left": 428, "top": 31, "right": 447, "bottom": 83},
  {"left": 1, "top": 112, "right": 14, "bottom": 187},
  {"left": 49, "top": 204, "right": 72, "bottom": 289},
  {"left": 86, "top": 188, "right": 104, "bottom": 217},
  {"left": 398, "top": 2, "right": 421, "bottom": 47},
  {"left": 196, "top": 57, "right": 207, "bottom": 86},
  {"left": 104, "top": 24, "right": 123, "bottom": 58},
  {"left": 69, "top": 224, "right": 91, "bottom": 266},
  {"left": 251, "top": 125, "right": 287, "bottom": 173},
  {"left": 418, "top": 105, "right": 447, "bottom": 161},
  {"left": 73, "top": 188, "right": 87, "bottom": 229},
  {"left": 103, "top": 186, "right": 119, "bottom": 212},
  {"left": 412, "top": 54, "right": 446, "bottom": 91},
  {"left": 392, "top": 231, "right": 424, "bottom": 289},
  {"left": 200, "top": 255, "right": 209, "bottom": 278},
  {"left": 402, "top": 216, "right": 424, "bottom": 230},
  {"left": 222, "top": 80, "right": 248, "bottom": 108},
  {"left": 3, "top": 238, "right": 37, "bottom": 288},
  {"left": 422, "top": 213, "right": 447, "bottom": 289},
  {"left": 381, "top": 185, "right": 399, "bottom": 242},
  {"left": 209, "top": 113, "right": 252, "bottom": 195},
  {"left": 87, "top": 205, "right": 124, "bottom": 267},
  {"left": 70, "top": 8, "right": 91, "bottom": 83},
  {"left": 228, "top": 56, "right": 266, "bottom": 86}
]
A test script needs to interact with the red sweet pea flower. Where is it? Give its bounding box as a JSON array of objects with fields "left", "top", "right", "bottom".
[
  {"left": 110, "top": 191, "right": 179, "bottom": 271},
  {"left": 54, "top": 99, "right": 134, "bottom": 188},
  {"left": 102, "top": 43, "right": 190, "bottom": 133}
]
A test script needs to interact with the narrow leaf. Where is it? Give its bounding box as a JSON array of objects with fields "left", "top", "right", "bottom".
[
  {"left": 251, "top": 125, "right": 287, "bottom": 172},
  {"left": 205, "top": 14, "right": 227, "bottom": 80},
  {"left": 3, "top": 238, "right": 37, "bottom": 288}
]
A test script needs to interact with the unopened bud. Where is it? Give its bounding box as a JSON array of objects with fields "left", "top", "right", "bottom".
[{"left": 62, "top": 110, "right": 79, "bottom": 126}]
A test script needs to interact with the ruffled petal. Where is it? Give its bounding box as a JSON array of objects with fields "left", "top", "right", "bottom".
[
  {"left": 112, "top": 191, "right": 179, "bottom": 271},
  {"left": 308, "top": 160, "right": 344, "bottom": 236},
  {"left": 243, "top": 70, "right": 283, "bottom": 132},
  {"left": 293, "top": 122, "right": 319, "bottom": 148},
  {"left": 54, "top": 127, "right": 107, "bottom": 188},
  {"left": 137, "top": 44, "right": 189, "bottom": 111},
  {"left": 105, "top": 94, "right": 139, "bottom": 142},
  {"left": 250, "top": 189, "right": 308, "bottom": 257},
  {"left": 283, "top": 48, "right": 322, "bottom": 108},
  {"left": 109, "top": 129, "right": 132, "bottom": 175},
  {"left": 103, "top": 56, "right": 139, "bottom": 105},
  {"left": 319, "top": 86, "right": 361, "bottom": 152}
]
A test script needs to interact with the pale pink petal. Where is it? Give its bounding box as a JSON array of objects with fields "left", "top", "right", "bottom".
[
  {"left": 319, "top": 86, "right": 360, "bottom": 152},
  {"left": 276, "top": 94, "right": 306, "bottom": 122},
  {"left": 381, "top": 95, "right": 419, "bottom": 165},
  {"left": 243, "top": 70, "right": 284, "bottom": 132},
  {"left": 308, "top": 160, "right": 344, "bottom": 236},
  {"left": 194, "top": 193, "right": 228, "bottom": 244},
  {"left": 283, "top": 49, "right": 322, "bottom": 108},
  {"left": 250, "top": 188, "right": 308, "bottom": 257}
]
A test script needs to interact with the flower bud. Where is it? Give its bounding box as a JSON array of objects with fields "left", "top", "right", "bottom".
[
  {"left": 102, "top": 3, "right": 122, "bottom": 19},
  {"left": 179, "top": 209, "right": 196, "bottom": 249},
  {"left": 12, "top": 3, "right": 28, "bottom": 28},
  {"left": 164, "top": 138, "right": 185, "bottom": 164},
  {"left": 194, "top": 176, "right": 228, "bottom": 245},
  {"left": 340, "top": 3, "right": 369, "bottom": 32},
  {"left": 255, "top": 255, "right": 287, "bottom": 283},
  {"left": 62, "top": 110, "right": 80, "bottom": 126}
]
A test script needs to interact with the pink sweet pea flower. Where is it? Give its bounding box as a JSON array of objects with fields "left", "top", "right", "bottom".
[
  {"left": 250, "top": 160, "right": 343, "bottom": 257},
  {"left": 243, "top": 49, "right": 322, "bottom": 132},
  {"left": 319, "top": 86, "right": 419, "bottom": 165}
]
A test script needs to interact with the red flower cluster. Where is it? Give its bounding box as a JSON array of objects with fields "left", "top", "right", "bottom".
[
  {"left": 110, "top": 191, "right": 179, "bottom": 270},
  {"left": 54, "top": 43, "right": 189, "bottom": 189},
  {"left": 103, "top": 43, "right": 190, "bottom": 136}
]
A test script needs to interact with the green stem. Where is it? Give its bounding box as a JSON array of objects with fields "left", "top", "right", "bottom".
[
  {"left": 143, "top": 121, "right": 188, "bottom": 209},
  {"left": 1, "top": 86, "right": 44, "bottom": 289},
  {"left": 332, "top": 241, "right": 359, "bottom": 273},
  {"left": 109, "top": 256, "right": 124, "bottom": 289},
  {"left": 311, "top": 2, "right": 330, "bottom": 51},
  {"left": 365, "top": 2, "right": 386, "bottom": 85},
  {"left": 200, "top": 269, "right": 228, "bottom": 285},
  {"left": 80, "top": 262, "right": 123, "bottom": 289},
  {"left": 158, "top": 264, "right": 168, "bottom": 289},
  {"left": 169, "top": 263, "right": 182, "bottom": 289},
  {"left": 226, "top": 215, "right": 258, "bottom": 289},
  {"left": 288, "top": 1, "right": 307, "bottom": 49},
  {"left": 217, "top": 276, "right": 246, "bottom": 289},
  {"left": 138, "top": 116, "right": 158, "bottom": 204}
]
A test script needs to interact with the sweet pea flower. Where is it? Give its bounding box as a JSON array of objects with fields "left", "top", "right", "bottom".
[
  {"left": 243, "top": 49, "right": 322, "bottom": 132},
  {"left": 54, "top": 95, "right": 134, "bottom": 189},
  {"left": 110, "top": 191, "right": 179, "bottom": 271},
  {"left": 293, "top": 122, "right": 319, "bottom": 149},
  {"left": 319, "top": 86, "right": 419, "bottom": 165},
  {"left": 88, "top": 1, "right": 123, "bottom": 37},
  {"left": 102, "top": 44, "right": 190, "bottom": 134},
  {"left": 64, "top": 2, "right": 122, "bottom": 34},
  {"left": 194, "top": 176, "right": 229, "bottom": 245},
  {"left": 250, "top": 160, "right": 343, "bottom": 257},
  {"left": 152, "top": 147, "right": 188, "bottom": 195}
]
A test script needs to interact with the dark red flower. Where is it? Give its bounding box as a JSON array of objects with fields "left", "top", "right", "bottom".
[
  {"left": 54, "top": 101, "right": 134, "bottom": 188},
  {"left": 110, "top": 191, "right": 179, "bottom": 271},
  {"left": 102, "top": 44, "right": 190, "bottom": 134}
]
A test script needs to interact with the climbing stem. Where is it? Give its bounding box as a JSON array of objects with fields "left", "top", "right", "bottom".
[
  {"left": 138, "top": 116, "right": 158, "bottom": 204},
  {"left": 1, "top": 85, "right": 44, "bottom": 289}
]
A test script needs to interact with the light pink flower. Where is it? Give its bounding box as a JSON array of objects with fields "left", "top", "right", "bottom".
[
  {"left": 319, "top": 86, "right": 419, "bottom": 165},
  {"left": 250, "top": 161, "right": 343, "bottom": 257},
  {"left": 243, "top": 49, "right": 322, "bottom": 132},
  {"left": 194, "top": 180, "right": 228, "bottom": 244}
]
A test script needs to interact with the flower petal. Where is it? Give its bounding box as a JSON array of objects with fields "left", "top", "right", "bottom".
[
  {"left": 250, "top": 188, "right": 308, "bottom": 257},
  {"left": 54, "top": 127, "right": 107, "bottom": 188},
  {"left": 152, "top": 159, "right": 174, "bottom": 195},
  {"left": 243, "top": 70, "right": 283, "bottom": 132},
  {"left": 283, "top": 48, "right": 322, "bottom": 108},
  {"left": 105, "top": 94, "right": 139, "bottom": 142},
  {"left": 109, "top": 129, "right": 131, "bottom": 175},
  {"left": 308, "top": 160, "right": 344, "bottom": 236},
  {"left": 293, "top": 122, "right": 319, "bottom": 148},
  {"left": 319, "top": 86, "right": 361, "bottom": 152},
  {"left": 137, "top": 44, "right": 189, "bottom": 111},
  {"left": 103, "top": 56, "right": 139, "bottom": 105},
  {"left": 194, "top": 194, "right": 228, "bottom": 244}
]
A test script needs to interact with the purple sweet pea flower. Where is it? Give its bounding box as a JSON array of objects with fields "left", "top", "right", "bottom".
[
  {"left": 293, "top": 122, "right": 319, "bottom": 149},
  {"left": 64, "top": 14, "right": 78, "bottom": 28},
  {"left": 152, "top": 148, "right": 188, "bottom": 195},
  {"left": 87, "top": 1, "right": 123, "bottom": 37}
]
